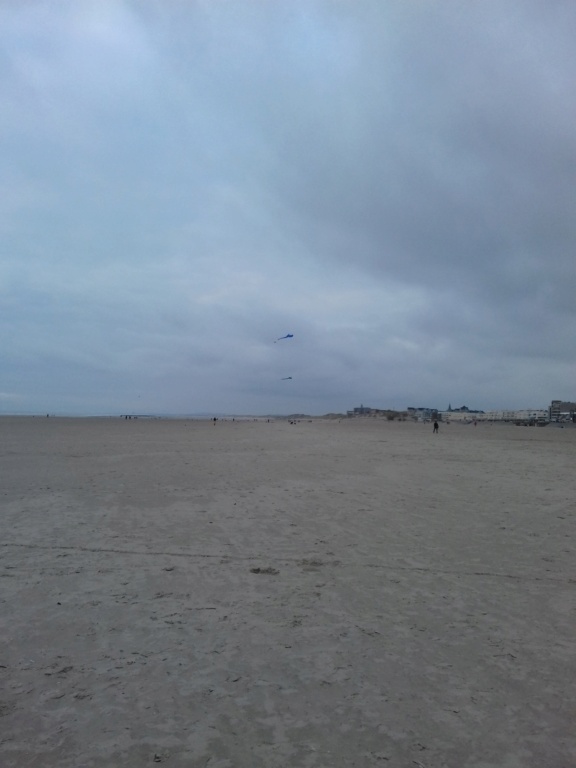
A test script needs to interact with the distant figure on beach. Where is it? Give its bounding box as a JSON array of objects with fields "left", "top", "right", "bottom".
[{"left": 433, "top": 420, "right": 439, "bottom": 433}]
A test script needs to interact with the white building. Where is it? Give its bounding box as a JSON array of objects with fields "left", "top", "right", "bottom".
[{"left": 476, "top": 409, "right": 548, "bottom": 423}]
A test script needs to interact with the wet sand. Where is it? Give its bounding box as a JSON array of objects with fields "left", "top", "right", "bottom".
[{"left": 1, "top": 416, "right": 575, "bottom": 767}]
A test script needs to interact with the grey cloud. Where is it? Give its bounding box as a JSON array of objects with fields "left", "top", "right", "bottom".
[{"left": 0, "top": 0, "right": 574, "bottom": 414}]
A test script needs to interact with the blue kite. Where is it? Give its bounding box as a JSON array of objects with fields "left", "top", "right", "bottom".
[
  {"left": 276, "top": 333, "right": 294, "bottom": 341},
  {"left": 281, "top": 376, "right": 293, "bottom": 380}
]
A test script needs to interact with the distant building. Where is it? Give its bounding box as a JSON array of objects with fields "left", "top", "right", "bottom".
[
  {"left": 473, "top": 409, "right": 548, "bottom": 423},
  {"left": 347, "top": 404, "right": 372, "bottom": 417},
  {"left": 550, "top": 400, "right": 576, "bottom": 422},
  {"left": 407, "top": 407, "right": 439, "bottom": 421},
  {"left": 346, "top": 405, "right": 408, "bottom": 419}
]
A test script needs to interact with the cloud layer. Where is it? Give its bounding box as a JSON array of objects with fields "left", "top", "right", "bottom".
[{"left": 1, "top": 0, "right": 575, "bottom": 414}]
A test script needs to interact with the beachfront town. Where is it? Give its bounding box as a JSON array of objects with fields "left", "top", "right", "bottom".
[{"left": 346, "top": 400, "right": 576, "bottom": 425}]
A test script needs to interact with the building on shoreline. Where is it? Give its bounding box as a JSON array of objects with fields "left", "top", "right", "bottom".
[
  {"left": 346, "top": 405, "right": 409, "bottom": 420},
  {"left": 471, "top": 409, "right": 549, "bottom": 424},
  {"left": 348, "top": 404, "right": 372, "bottom": 416},
  {"left": 345, "top": 400, "right": 575, "bottom": 425},
  {"left": 407, "top": 407, "right": 440, "bottom": 422},
  {"left": 549, "top": 401, "right": 576, "bottom": 422}
]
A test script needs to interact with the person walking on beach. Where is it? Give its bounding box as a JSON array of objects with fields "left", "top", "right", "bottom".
[{"left": 433, "top": 420, "right": 439, "bottom": 433}]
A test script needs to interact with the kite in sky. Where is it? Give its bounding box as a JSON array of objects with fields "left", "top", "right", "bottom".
[{"left": 276, "top": 333, "right": 294, "bottom": 381}]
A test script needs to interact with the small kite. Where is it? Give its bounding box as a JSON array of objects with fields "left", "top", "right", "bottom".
[
  {"left": 281, "top": 376, "right": 293, "bottom": 380},
  {"left": 275, "top": 333, "right": 294, "bottom": 342}
]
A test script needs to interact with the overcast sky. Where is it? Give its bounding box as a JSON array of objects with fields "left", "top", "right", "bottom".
[{"left": 1, "top": 0, "right": 575, "bottom": 416}]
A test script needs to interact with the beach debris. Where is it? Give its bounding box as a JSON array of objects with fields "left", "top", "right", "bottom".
[{"left": 250, "top": 566, "right": 279, "bottom": 575}]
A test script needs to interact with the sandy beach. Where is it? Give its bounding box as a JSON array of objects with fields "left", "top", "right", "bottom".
[{"left": 1, "top": 416, "right": 575, "bottom": 767}]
